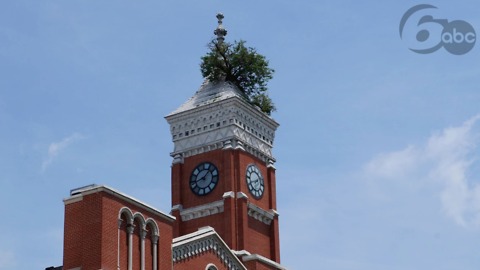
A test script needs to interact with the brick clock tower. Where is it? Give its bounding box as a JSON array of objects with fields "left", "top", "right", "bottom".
[
  {"left": 58, "top": 13, "right": 286, "bottom": 270},
  {"left": 166, "top": 15, "right": 281, "bottom": 265}
]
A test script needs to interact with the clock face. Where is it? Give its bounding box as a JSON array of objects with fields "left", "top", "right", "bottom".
[
  {"left": 246, "top": 164, "right": 264, "bottom": 199},
  {"left": 190, "top": 162, "right": 219, "bottom": 196}
]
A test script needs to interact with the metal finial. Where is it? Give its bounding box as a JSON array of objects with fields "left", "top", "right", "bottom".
[{"left": 213, "top": 13, "right": 227, "bottom": 44}]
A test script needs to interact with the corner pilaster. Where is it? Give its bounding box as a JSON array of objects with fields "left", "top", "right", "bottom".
[
  {"left": 222, "top": 191, "right": 236, "bottom": 249},
  {"left": 236, "top": 192, "right": 249, "bottom": 251}
]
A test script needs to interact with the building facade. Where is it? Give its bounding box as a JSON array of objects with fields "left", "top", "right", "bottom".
[{"left": 58, "top": 14, "right": 286, "bottom": 270}]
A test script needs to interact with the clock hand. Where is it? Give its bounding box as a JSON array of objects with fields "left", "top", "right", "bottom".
[{"left": 197, "top": 172, "right": 211, "bottom": 186}]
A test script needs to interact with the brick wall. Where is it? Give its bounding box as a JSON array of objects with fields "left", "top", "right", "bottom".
[
  {"left": 171, "top": 148, "right": 280, "bottom": 263},
  {"left": 63, "top": 187, "right": 174, "bottom": 270}
]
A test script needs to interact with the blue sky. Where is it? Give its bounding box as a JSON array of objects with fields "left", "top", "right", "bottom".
[{"left": 1, "top": 1, "right": 480, "bottom": 269}]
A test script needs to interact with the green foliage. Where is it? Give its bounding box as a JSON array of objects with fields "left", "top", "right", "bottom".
[{"left": 200, "top": 39, "right": 276, "bottom": 115}]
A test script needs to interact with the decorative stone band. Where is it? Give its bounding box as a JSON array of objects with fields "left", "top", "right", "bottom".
[
  {"left": 171, "top": 133, "right": 274, "bottom": 163},
  {"left": 166, "top": 94, "right": 279, "bottom": 164},
  {"left": 173, "top": 194, "right": 279, "bottom": 224},
  {"left": 247, "top": 203, "right": 277, "bottom": 225},
  {"left": 173, "top": 227, "right": 246, "bottom": 270},
  {"left": 178, "top": 200, "right": 225, "bottom": 221}
]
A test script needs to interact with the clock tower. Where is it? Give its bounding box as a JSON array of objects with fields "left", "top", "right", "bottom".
[{"left": 165, "top": 14, "right": 281, "bottom": 263}]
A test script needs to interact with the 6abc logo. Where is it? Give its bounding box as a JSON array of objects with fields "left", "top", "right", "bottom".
[{"left": 400, "top": 4, "right": 476, "bottom": 55}]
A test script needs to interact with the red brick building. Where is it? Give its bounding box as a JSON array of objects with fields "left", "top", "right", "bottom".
[{"left": 58, "top": 14, "right": 286, "bottom": 270}]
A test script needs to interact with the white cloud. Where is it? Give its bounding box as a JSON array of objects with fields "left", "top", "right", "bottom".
[
  {"left": 364, "top": 115, "right": 480, "bottom": 227},
  {"left": 364, "top": 145, "right": 420, "bottom": 180},
  {"left": 41, "top": 132, "right": 85, "bottom": 172}
]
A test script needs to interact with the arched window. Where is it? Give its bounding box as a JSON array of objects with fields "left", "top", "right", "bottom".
[
  {"left": 118, "top": 212, "right": 130, "bottom": 270},
  {"left": 117, "top": 208, "right": 159, "bottom": 270},
  {"left": 118, "top": 208, "right": 133, "bottom": 270},
  {"left": 132, "top": 216, "right": 143, "bottom": 270},
  {"left": 145, "top": 219, "right": 159, "bottom": 270}
]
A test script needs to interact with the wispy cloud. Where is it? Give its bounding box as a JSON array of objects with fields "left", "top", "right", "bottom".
[
  {"left": 41, "top": 132, "right": 85, "bottom": 172},
  {"left": 364, "top": 115, "right": 480, "bottom": 227}
]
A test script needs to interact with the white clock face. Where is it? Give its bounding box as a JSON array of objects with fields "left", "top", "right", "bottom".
[{"left": 246, "top": 164, "right": 264, "bottom": 199}]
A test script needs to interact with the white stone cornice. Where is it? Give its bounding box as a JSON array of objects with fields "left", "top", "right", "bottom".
[
  {"left": 242, "top": 254, "right": 287, "bottom": 270},
  {"left": 171, "top": 204, "right": 183, "bottom": 212},
  {"left": 223, "top": 191, "right": 235, "bottom": 199},
  {"left": 65, "top": 185, "right": 176, "bottom": 222},
  {"left": 63, "top": 194, "right": 83, "bottom": 205},
  {"left": 172, "top": 227, "right": 246, "bottom": 270},
  {"left": 234, "top": 140, "right": 245, "bottom": 151},
  {"left": 166, "top": 91, "right": 278, "bottom": 162},
  {"left": 172, "top": 154, "right": 183, "bottom": 164},
  {"left": 232, "top": 250, "right": 251, "bottom": 257},
  {"left": 247, "top": 203, "right": 276, "bottom": 225},
  {"left": 178, "top": 200, "right": 224, "bottom": 221},
  {"left": 236, "top": 192, "right": 248, "bottom": 200},
  {"left": 267, "top": 159, "right": 276, "bottom": 169},
  {"left": 223, "top": 139, "right": 233, "bottom": 150}
]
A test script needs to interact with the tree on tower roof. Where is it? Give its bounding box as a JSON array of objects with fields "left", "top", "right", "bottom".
[{"left": 200, "top": 14, "right": 276, "bottom": 115}]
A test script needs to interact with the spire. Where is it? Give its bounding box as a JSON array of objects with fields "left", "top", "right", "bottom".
[{"left": 213, "top": 13, "right": 227, "bottom": 45}]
